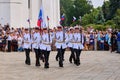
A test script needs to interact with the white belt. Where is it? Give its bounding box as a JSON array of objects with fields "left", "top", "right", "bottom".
[
  {"left": 57, "top": 41, "right": 64, "bottom": 43},
  {"left": 43, "top": 43, "right": 51, "bottom": 45}
]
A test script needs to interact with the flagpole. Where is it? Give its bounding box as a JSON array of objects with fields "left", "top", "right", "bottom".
[
  {"left": 60, "top": 14, "right": 65, "bottom": 42},
  {"left": 47, "top": 16, "right": 50, "bottom": 42},
  {"left": 28, "top": 0, "right": 32, "bottom": 50},
  {"left": 28, "top": 0, "right": 31, "bottom": 38},
  {"left": 40, "top": 0, "right": 42, "bottom": 35},
  {"left": 39, "top": 11, "right": 41, "bottom": 35},
  {"left": 62, "top": 24, "right": 65, "bottom": 42}
]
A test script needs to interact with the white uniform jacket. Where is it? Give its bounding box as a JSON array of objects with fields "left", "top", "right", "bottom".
[
  {"left": 41, "top": 33, "right": 53, "bottom": 51},
  {"left": 67, "top": 33, "right": 75, "bottom": 48},
  {"left": 32, "top": 32, "right": 41, "bottom": 49},
  {"left": 73, "top": 33, "right": 84, "bottom": 49},
  {"left": 23, "top": 33, "right": 31, "bottom": 49},
  {"left": 55, "top": 31, "right": 68, "bottom": 49}
]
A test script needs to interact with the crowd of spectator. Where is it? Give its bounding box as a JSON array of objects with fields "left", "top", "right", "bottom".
[
  {"left": 0, "top": 23, "right": 120, "bottom": 53},
  {"left": 83, "top": 29, "right": 119, "bottom": 53}
]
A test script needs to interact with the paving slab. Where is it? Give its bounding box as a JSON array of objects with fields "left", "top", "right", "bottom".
[{"left": 0, "top": 51, "right": 120, "bottom": 80}]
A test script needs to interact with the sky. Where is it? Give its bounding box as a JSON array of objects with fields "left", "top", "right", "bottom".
[{"left": 91, "top": 0, "right": 105, "bottom": 8}]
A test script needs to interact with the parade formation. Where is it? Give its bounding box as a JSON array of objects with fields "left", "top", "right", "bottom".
[
  {"left": 0, "top": 24, "right": 120, "bottom": 69},
  {"left": 0, "top": 1, "right": 120, "bottom": 80},
  {"left": 0, "top": 23, "right": 120, "bottom": 69},
  {"left": 23, "top": 25, "right": 84, "bottom": 68}
]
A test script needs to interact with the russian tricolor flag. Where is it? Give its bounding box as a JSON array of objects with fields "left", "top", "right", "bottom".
[
  {"left": 37, "top": 6, "right": 43, "bottom": 27},
  {"left": 61, "top": 14, "right": 65, "bottom": 21},
  {"left": 37, "top": 5, "right": 47, "bottom": 28}
]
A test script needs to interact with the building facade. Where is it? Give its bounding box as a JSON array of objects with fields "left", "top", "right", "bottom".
[{"left": 0, "top": 0, "right": 60, "bottom": 28}]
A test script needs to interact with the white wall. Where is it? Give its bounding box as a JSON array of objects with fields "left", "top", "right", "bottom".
[
  {"left": 31, "top": 0, "right": 41, "bottom": 28},
  {"left": 54, "top": 0, "right": 60, "bottom": 27},
  {"left": 42, "top": 0, "right": 60, "bottom": 28},
  {"left": 20, "top": 0, "right": 29, "bottom": 28},
  {"left": 0, "top": 0, "right": 10, "bottom": 26},
  {"left": 10, "top": 1, "right": 22, "bottom": 28},
  {"left": 0, "top": 0, "right": 60, "bottom": 28}
]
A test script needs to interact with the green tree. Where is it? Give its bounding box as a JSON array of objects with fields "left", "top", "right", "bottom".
[
  {"left": 113, "top": 9, "right": 120, "bottom": 28},
  {"left": 102, "top": 1, "right": 110, "bottom": 20},
  {"left": 60, "top": 0, "right": 93, "bottom": 26},
  {"left": 96, "top": 8, "right": 105, "bottom": 24},
  {"left": 60, "top": 0, "right": 73, "bottom": 26},
  {"left": 73, "top": 0, "right": 93, "bottom": 24},
  {"left": 82, "top": 8, "right": 101, "bottom": 26},
  {"left": 74, "top": 0, "right": 93, "bottom": 17},
  {"left": 106, "top": 0, "right": 120, "bottom": 20}
]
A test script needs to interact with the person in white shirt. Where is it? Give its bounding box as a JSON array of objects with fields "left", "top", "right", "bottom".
[
  {"left": 41, "top": 27, "right": 53, "bottom": 68},
  {"left": 7, "top": 32, "right": 12, "bottom": 52},
  {"left": 17, "top": 34, "right": 23, "bottom": 52},
  {"left": 73, "top": 26, "right": 84, "bottom": 66},
  {"left": 32, "top": 27, "right": 41, "bottom": 67},
  {"left": 12, "top": 33, "right": 18, "bottom": 51},
  {"left": 55, "top": 26, "right": 68, "bottom": 67},
  {"left": 23, "top": 28, "right": 31, "bottom": 65}
]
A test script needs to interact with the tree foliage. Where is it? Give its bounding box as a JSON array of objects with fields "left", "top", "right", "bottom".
[
  {"left": 113, "top": 9, "right": 120, "bottom": 28},
  {"left": 60, "top": 0, "right": 120, "bottom": 29},
  {"left": 107, "top": 0, "right": 120, "bottom": 20},
  {"left": 60, "top": 0, "right": 93, "bottom": 26}
]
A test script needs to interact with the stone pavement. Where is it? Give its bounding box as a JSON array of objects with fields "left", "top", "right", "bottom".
[{"left": 0, "top": 51, "right": 120, "bottom": 80}]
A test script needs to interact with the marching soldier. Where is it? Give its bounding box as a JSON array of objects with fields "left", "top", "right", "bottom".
[
  {"left": 55, "top": 26, "right": 68, "bottom": 67},
  {"left": 39, "top": 29, "right": 45, "bottom": 63},
  {"left": 23, "top": 28, "right": 31, "bottom": 65},
  {"left": 41, "top": 27, "right": 53, "bottom": 68},
  {"left": 73, "top": 26, "right": 84, "bottom": 66},
  {"left": 32, "top": 27, "right": 41, "bottom": 66},
  {"left": 67, "top": 27, "right": 76, "bottom": 64}
]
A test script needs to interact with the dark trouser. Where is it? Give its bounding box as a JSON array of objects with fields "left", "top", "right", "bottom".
[
  {"left": 39, "top": 49, "right": 45, "bottom": 62},
  {"left": 14, "top": 44, "right": 18, "bottom": 51},
  {"left": 56, "top": 48, "right": 65, "bottom": 61},
  {"left": 43, "top": 50, "right": 50, "bottom": 68},
  {"left": 8, "top": 41, "right": 11, "bottom": 52},
  {"left": 117, "top": 41, "right": 120, "bottom": 53},
  {"left": 24, "top": 49, "right": 31, "bottom": 65},
  {"left": 100, "top": 43, "right": 104, "bottom": 50},
  {"left": 13, "top": 44, "right": 18, "bottom": 51},
  {"left": 111, "top": 43, "right": 116, "bottom": 52},
  {"left": 97, "top": 41, "right": 100, "bottom": 50},
  {"left": 74, "top": 49, "right": 82, "bottom": 66},
  {"left": 57, "top": 47, "right": 65, "bottom": 67},
  {"left": 69, "top": 47, "right": 75, "bottom": 63},
  {"left": 104, "top": 41, "right": 109, "bottom": 50},
  {"left": 34, "top": 49, "right": 40, "bottom": 66}
]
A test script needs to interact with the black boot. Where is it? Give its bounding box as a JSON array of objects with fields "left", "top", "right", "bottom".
[
  {"left": 35, "top": 60, "right": 40, "bottom": 66},
  {"left": 76, "top": 60, "right": 80, "bottom": 66},
  {"left": 69, "top": 58, "right": 72, "bottom": 63},
  {"left": 44, "top": 64, "right": 49, "bottom": 69},
  {"left": 59, "top": 62, "right": 63, "bottom": 67},
  {"left": 56, "top": 56, "right": 58, "bottom": 61},
  {"left": 25, "top": 60, "right": 31, "bottom": 65}
]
